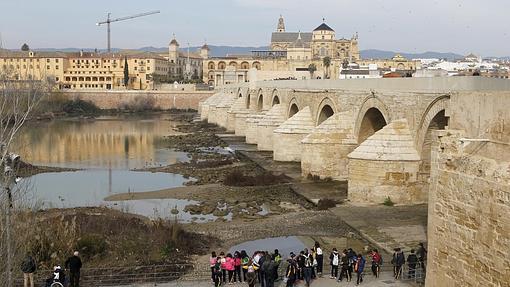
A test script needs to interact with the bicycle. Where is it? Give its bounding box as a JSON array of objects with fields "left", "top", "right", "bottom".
[{"left": 50, "top": 282, "right": 63, "bottom": 287}]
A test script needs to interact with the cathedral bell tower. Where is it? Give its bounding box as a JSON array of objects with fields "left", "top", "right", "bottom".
[{"left": 277, "top": 15, "right": 285, "bottom": 32}]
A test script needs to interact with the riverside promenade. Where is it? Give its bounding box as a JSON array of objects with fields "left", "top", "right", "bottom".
[{"left": 112, "top": 270, "right": 415, "bottom": 287}]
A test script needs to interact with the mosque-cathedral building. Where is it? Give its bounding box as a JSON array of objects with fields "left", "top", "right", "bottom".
[{"left": 202, "top": 16, "right": 417, "bottom": 86}]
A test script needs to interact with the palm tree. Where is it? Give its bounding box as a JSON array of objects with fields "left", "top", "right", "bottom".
[
  {"left": 323, "top": 56, "right": 331, "bottom": 79},
  {"left": 308, "top": 63, "right": 317, "bottom": 79}
]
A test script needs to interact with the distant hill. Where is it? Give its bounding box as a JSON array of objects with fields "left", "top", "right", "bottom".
[
  {"left": 360, "top": 49, "right": 464, "bottom": 61},
  {"left": 12, "top": 47, "right": 507, "bottom": 61}
]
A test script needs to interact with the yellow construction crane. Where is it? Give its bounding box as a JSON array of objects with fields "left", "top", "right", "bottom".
[{"left": 96, "top": 10, "right": 160, "bottom": 52}]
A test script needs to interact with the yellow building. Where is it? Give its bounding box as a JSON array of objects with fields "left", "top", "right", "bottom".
[
  {"left": 0, "top": 50, "right": 66, "bottom": 83},
  {"left": 0, "top": 49, "right": 169, "bottom": 90}
]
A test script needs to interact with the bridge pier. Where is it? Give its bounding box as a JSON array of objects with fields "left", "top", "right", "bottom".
[
  {"left": 226, "top": 98, "right": 245, "bottom": 132},
  {"left": 301, "top": 110, "right": 358, "bottom": 180},
  {"left": 347, "top": 119, "right": 424, "bottom": 204},
  {"left": 215, "top": 95, "right": 236, "bottom": 129},
  {"left": 245, "top": 113, "right": 266, "bottom": 144},
  {"left": 273, "top": 106, "right": 315, "bottom": 162},
  {"left": 257, "top": 104, "right": 286, "bottom": 151}
]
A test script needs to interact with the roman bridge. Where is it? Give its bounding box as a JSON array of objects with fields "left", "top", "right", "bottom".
[{"left": 199, "top": 77, "right": 510, "bottom": 205}]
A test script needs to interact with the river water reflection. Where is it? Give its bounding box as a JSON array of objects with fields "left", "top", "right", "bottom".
[{"left": 15, "top": 114, "right": 202, "bottom": 221}]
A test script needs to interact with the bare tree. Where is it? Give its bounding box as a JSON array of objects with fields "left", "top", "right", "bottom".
[{"left": 0, "top": 67, "right": 51, "bottom": 286}]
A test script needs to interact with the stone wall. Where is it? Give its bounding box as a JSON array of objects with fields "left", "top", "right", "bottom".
[
  {"left": 64, "top": 90, "right": 214, "bottom": 110},
  {"left": 426, "top": 132, "right": 510, "bottom": 287},
  {"left": 348, "top": 159, "right": 423, "bottom": 204}
]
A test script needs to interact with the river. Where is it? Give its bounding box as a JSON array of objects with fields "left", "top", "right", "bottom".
[{"left": 13, "top": 114, "right": 205, "bottom": 222}]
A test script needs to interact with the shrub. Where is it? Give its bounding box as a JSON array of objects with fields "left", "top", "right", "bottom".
[
  {"left": 317, "top": 198, "right": 338, "bottom": 210},
  {"left": 76, "top": 234, "right": 107, "bottom": 259},
  {"left": 120, "top": 95, "right": 157, "bottom": 111},
  {"left": 223, "top": 170, "right": 289, "bottom": 186},
  {"left": 383, "top": 196, "right": 395, "bottom": 206},
  {"left": 62, "top": 99, "right": 101, "bottom": 114}
]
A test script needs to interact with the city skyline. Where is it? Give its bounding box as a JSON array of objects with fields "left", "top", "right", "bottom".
[{"left": 1, "top": 0, "right": 509, "bottom": 57}]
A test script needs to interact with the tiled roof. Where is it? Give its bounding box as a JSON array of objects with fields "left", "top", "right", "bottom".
[
  {"left": 271, "top": 32, "right": 312, "bottom": 43},
  {"left": 313, "top": 23, "right": 334, "bottom": 32}
]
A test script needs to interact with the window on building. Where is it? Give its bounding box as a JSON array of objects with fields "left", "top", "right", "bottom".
[
  {"left": 47, "top": 65, "right": 50, "bottom": 70},
  {"left": 46, "top": 59, "right": 50, "bottom": 63}
]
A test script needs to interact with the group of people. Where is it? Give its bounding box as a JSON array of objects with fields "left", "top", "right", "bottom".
[
  {"left": 391, "top": 243, "right": 427, "bottom": 280},
  {"left": 20, "top": 251, "right": 83, "bottom": 287},
  {"left": 209, "top": 242, "right": 427, "bottom": 287},
  {"left": 209, "top": 242, "right": 368, "bottom": 287}
]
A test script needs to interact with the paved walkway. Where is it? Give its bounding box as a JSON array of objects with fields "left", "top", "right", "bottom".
[
  {"left": 111, "top": 270, "right": 415, "bottom": 286},
  {"left": 330, "top": 205, "right": 428, "bottom": 254}
]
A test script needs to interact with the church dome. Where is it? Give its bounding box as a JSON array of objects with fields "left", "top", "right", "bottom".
[
  {"left": 313, "top": 23, "right": 334, "bottom": 32},
  {"left": 169, "top": 38, "right": 179, "bottom": 46},
  {"left": 201, "top": 43, "right": 210, "bottom": 51}
]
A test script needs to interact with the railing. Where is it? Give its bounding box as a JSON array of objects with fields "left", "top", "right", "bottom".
[
  {"left": 14, "top": 263, "right": 211, "bottom": 287},
  {"left": 14, "top": 261, "right": 426, "bottom": 286}
]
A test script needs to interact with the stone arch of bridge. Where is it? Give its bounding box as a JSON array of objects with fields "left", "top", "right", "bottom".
[
  {"left": 256, "top": 89, "right": 264, "bottom": 111},
  {"left": 316, "top": 97, "right": 337, "bottom": 125},
  {"left": 287, "top": 97, "right": 300, "bottom": 119},
  {"left": 416, "top": 96, "right": 450, "bottom": 178},
  {"left": 271, "top": 89, "right": 280, "bottom": 106},
  {"left": 354, "top": 95, "right": 390, "bottom": 144}
]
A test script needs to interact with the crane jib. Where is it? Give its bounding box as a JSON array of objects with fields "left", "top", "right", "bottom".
[{"left": 96, "top": 10, "right": 160, "bottom": 52}]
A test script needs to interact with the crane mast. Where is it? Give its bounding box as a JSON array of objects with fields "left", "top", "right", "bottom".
[{"left": 96, "top": 10, "right": 160, "bottom": 52}]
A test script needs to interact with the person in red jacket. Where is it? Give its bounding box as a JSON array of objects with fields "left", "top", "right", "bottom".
[
  {"left": 225, "top": 253, "right": 235, "bottom": 284},
  {"left": 370, "top": 249, "right": 382, "bottom": 278}
]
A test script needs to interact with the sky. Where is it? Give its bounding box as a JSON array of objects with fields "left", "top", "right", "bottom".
[{"left": 0, "top": 0, "right": 509, "bottom": 56}]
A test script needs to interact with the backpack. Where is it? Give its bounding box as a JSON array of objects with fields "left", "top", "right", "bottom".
[{"left": 332, "top": 253, "right": 339, "bottom": 266}]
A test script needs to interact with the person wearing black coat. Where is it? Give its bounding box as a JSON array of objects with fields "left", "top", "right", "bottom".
[
  {"left": 65, "top": 251, "right": 83, "bottom": 287},
  {"left": 407, "top": 249, "right": 418, "bottom": 279},
  {"left": 21, "top": 254, "right": 37, "bottom": 287}
]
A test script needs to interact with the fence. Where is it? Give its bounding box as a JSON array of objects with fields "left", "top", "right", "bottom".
[
  {"left": 14, "top": 260, "right": 426, "bottom": 286},
  {"left": 14, "top": 263, "right": 210, "bottom": 287}
]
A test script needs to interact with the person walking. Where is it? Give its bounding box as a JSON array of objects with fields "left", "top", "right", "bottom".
[
  {"left": 314, "top": 242, "right": 323, "bottom": 276},
  {"left": 246, "top": 264, "right": 257, "bottom": 287},
  {"left": 21, "top": 254, "right": 37, "bottom": 287},
  {"left": 258, "top": 252, "right": 267, "bottom": 287},
  {"left": 354, "top": 254, "right": 366, "bottom": 285},
  {"left": 370, "top": 249, "right": 382, "bottom": 278},
  {"left": 303, "top": 250, "right": 313, "bottom": 287},
  {"left": 338, "top": 250, "right": 350, "bottom": 282},
  {"left": 391, "top": 248, "right": 405, "bottom": 280},
  {"left": 329, "top": 248, "right": 339, "bottom": 279},
  {"left": 347, "top": 248, "right": 357, "bottom": 281},
  {"left": 219, "top": 252, "right": 227, "bottom": 284},
  {"left": 225, "top": 253, "right": 235, "bottom": 284},
  {"left": 297, "top": 251, "right": 305, "bottom": 280},
  {"left": 65, "top": 251, "right": 82, "bottom": 287},
  {"left": 264, "top": 255, "right": 277, "bottom": 287},
  {"left": 407, "top": 249, "right": 418, "bottom": 279},
  {"left": 241, "top": 250, "right": 249, "bottom": 282},
  {"left": 417, "top": 243, "right": 427, "bottom": 274},
  {"left": 285, "top": 258, "right": 297, "bottom": 287},
  {"left": 233, "top": 251, "right": 242, "bottom": 283},
  {"left": 210, "top": 251, "right": 218, "bottom": 282},
  {"left": 213, "top": 260, "right": 222, "bottom": 287},
  {"left": 273, "top": 249, "right": 281, "bottom": 281}
]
